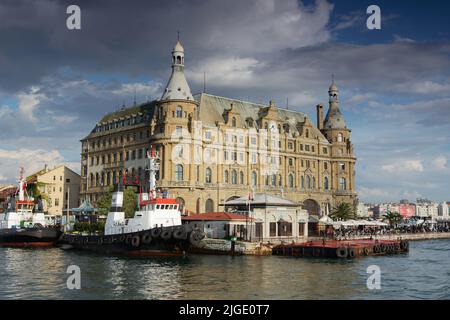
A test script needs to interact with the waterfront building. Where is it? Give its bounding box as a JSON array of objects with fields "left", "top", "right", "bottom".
[
  {"left": 356, "top": 202, "right": 370, "bottom": 218},
  {"left": 80, "top": 40, "right": 357, "bottom": 216},
  {"left": 398, "top": 203, "right": 416, "bottom": 218},
  {"left": 182, "top": 212, "right": 254, "bottom": 239},
  {"left": 415, "top": 201, "right": 438, "bottom": 219},
  {"left": 35, "top": 165, "right": 81, "bottom": 215},
  {"left": 437, "top": 202, "right": 450, "bottom": 221},
  {"left": 223, "top": 193, "right": 308, "bottom": 243},
  {"left": 0, "top": 185, "right": 17, "bottom": 213}
]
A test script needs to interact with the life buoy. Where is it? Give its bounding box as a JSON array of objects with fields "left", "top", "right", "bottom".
[
  {"left": 347, "top": 247, "right": 356, "bottom": 258},
  {"left": 131, "top": 235, "right": 140, "bottom": 248},
  {"left": 151, "top": 227, "right": 162, "bottom": 238},
  {"left": 336, "top": 246, "right": 347, "bottom": 258},
  {"left": 141, "top": 232, "right": 152, "bottom": 245},
  {"left": 173, "top": 227, "right": 188, "bottom": 240},
  {"left": 161, "top": 229, "right": 172, "bottom": 240}
]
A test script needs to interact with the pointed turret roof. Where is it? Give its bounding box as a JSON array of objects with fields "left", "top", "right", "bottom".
[
  {"left": 160, "top": 40, "right": 194, "bottom": 101},
  {"left": 324, "top": 78, "right": 347, "bottom": 129}
]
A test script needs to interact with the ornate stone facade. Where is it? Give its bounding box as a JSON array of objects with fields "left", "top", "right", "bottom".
[{"left": 80, "top": 40, "right": 357, "bottom": 216}]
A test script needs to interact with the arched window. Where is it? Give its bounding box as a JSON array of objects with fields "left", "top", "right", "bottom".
[
  {"left": 95, "top": 173, "right": 99, "bottom": 187},
  {"left": 231, "top": 170, "right": 237, "bottom": 184},
  {"left": 232, "top": 117, "right": 236, "bottom": 127},
  {"left": 306, "top": 176, "right": 311, "bottom": 189},
  {"left": 240, "top": 171, "right": 244, "bottom": 184},
  {"left": 90, "top": 173, "right": 94, "bottom": 187},
  {"left": 337, "top": 133, "right": 343, "bottom": 142},
  {"left": 301, "top": 176, "right": 305, "bottom": 189},
  {"left": 324, "top": 177, "right": 329, "bottom": 190},
  {"left": 339, "top": 177, "right": 346, "bottom": 190},
  {"left": 306, "top": 129, "right": 309, "bottom": 138},
  {"left": 278, "top": 174, "right": 282, "bottom": 187},
  {"left": 176, "top": 56, "right": 181, "bottom": 64},
  {"left": 176, "top": 106, "right": 183, "bottom": 118},
  {"left": 271, "top": 174, "right": 276, "bottom": 186},
  {"left": 251, "top": 171, "right": 257, "bottom": 186},
  {"left": 106, "top": 172, "right": 110, "bottom": 186},
  {"left": 224, "top": 170, "right": 229, "bottom": 183},
  {"left": 175, "top": 164, "right": 183, "bottom": 181},
  {"left": 205, "top": 168, "right": 212, "bottom": 183},
  {"left": 288, "top": 174, "right": 294, "bottom": 188},
  {"left": 265, "top": 175, "right": 269, "bottom": 186},
  {"left": 313, "top": 177, "right": 316, "bottom": 189},
  {"left": 205, "top": 199, "right": 214, "bottom": 213},
  {"left": 112, "top": 171, "right": 117, "bottom": 185}
]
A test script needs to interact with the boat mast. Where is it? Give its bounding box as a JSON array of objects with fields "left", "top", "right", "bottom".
[{"left": 147, "top": 146, "right": 160, "bottom": 200}]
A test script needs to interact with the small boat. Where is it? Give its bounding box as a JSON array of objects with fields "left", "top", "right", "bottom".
[
  {"left": 0, "top": 168, "right": 62, "bottom": 247},
  {"left": 59, "top": 146, "right": 205, "bottom": 256}
]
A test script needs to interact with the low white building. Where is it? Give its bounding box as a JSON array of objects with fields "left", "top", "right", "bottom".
[
  {"left": 182, "top": 212, "right": 252, "bottom": 239},
  {"left": 223, "top": 193, "right": 309, "bottom": 243}
]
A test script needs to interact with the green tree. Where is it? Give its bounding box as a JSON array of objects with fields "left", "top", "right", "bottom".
[
  {"left": 329, "top": 202, "right": 356, "bottom": 221},
  {"left": 96, "top": 186, "right": 137, "bottom": 218},
  {"left": 383, "top": 210, "right": 403, "bottom": 227}
]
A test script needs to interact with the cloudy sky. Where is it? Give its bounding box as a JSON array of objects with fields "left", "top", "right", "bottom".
[{"left": 0, "top": 0, "right": 449, "bottom": 203}]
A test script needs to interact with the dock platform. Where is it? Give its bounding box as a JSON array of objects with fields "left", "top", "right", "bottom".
[{"left": 272, "top": 239, "right": 409, "bottom": 259}]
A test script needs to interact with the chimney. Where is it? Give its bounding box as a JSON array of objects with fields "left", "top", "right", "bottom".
[{"left": 316, "top": 104, "right": 324, "bottom": 130}]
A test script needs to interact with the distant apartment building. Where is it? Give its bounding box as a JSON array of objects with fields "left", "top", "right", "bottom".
[
  {"left": 415, "top": 202, "right": 438, "bottom": 219},
  {"left": 437, "top": 202, "right": 450, "bottom": 221},
  {"left": 36, "top": 165, "right": 81, "bottom": 215},
  {"left": 398, "top": 203, "right": 415, "bottom": 218},
  {"left": 356, "top": 202, "right": 370, "bottom": 218}
]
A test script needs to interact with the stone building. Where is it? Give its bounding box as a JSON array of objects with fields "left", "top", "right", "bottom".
[
  {"left": 80, "top": 40, "right": 357, "bottom": 216},
  {"left": 36, "top": 165, "right": 81, "bottom": 215}
]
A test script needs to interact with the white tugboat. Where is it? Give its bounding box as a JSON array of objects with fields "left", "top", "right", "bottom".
[
  {"left": 59, "top": 146, "right": 205, "bottom": 256},
  {"left": 0, "top": 168, "right": 62, "bottom": 247}
]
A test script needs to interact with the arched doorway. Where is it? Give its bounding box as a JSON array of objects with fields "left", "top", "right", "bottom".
[
  {"left": 303, "top": 199, "right": 320, "bottom": 216},
  {"left": 205, "top": 199, "right": 214, "bottom": 213},
  {"left": 224, "top": 196, "right": 240, "bottom": 211}
]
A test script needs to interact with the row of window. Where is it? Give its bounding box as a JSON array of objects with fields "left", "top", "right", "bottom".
[
  {"left": 94, "top": 113, "right": 151, "bottom": 133},
  {"left": 173, "top": 165, "right": 347, "bottom": 190},
  {"left": 90, "top": 147, "right": 151, "bottom": 166},
  {"left": 90, "top": 130, "right": 150, "bottom": 150}
]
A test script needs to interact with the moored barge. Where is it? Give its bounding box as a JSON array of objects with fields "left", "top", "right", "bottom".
[{"left": 272, "top": 239, "right": 409, "bottom": 259}]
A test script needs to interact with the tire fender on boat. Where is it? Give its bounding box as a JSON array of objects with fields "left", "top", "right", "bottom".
[
  {"left": 336, "top": 246, "right": 347, "bottom": 258},
  {"left": 131, "top": 234, "right": 140, "bottom": 248},
  {"left": 141, "top": 232, "right": 152, "bottom": 245},
  {"left": 161, "top": 229, "right": 172, "bottom": 240},
  {"left": 151, "top": 227, "right": 162, "bottom": 238},
  {"left": 347, "top": 247, "right": 356, "bottom": 258}
]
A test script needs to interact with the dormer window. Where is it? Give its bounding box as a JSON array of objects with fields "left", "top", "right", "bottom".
[{"left": 232, "top": 117, "right": 236, "bottom": 127}]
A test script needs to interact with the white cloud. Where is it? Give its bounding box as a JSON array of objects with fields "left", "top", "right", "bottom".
[
  {"left": 431, "top": 155, "right": 447, "bottom": 170},
  {"left": 0, "top": 148, "right": 65, "bottom": 182},
  {"left": 17, "top": 86, "right": 47, "bottom": 122},
  {"left": 0, "top": 175, "right": 7, "bottom": 181},
  {"left": 381, "top": 160, "right": 424, "bottom": 173},
  {"left": 189, "top": 57, "right": 265, "bottom": 87}
]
